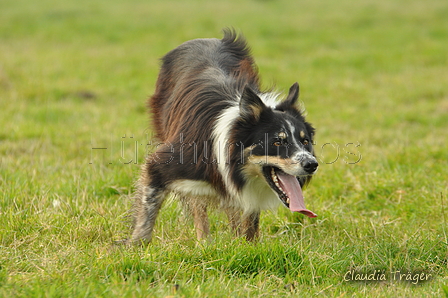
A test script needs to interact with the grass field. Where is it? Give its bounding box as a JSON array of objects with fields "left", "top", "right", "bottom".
[{"left": 1, "top": 0, "right": 447, "bottom": 296}]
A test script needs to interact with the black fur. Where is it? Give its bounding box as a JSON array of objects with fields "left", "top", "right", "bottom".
[{"left": 130, "top": 29, "right": 317, "bottom": 243}]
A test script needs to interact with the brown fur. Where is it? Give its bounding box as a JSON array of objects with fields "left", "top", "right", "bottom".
[{"left": 129, "top": 30, "right": 317, "bottom": 244}]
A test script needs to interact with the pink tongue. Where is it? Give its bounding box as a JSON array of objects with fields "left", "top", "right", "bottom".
[{"left": 277, "top": 172, "right": 317, "bottom": 218}]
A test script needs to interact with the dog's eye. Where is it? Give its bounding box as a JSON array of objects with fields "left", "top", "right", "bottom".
[
  {"left": 273, "top": 137, "right": 288, "bottom": 146},
  {"left": 302, "top": 139, "right": 309, "bottom": 146}
]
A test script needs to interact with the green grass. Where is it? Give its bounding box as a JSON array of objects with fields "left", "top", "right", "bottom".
[{"left": 1, "top": 0, "right": 447, "bottom": 296}]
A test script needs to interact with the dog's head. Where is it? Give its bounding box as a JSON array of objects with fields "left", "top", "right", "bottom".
[{"left": 235, "top": 83, "right": 318, "bottom": 217}]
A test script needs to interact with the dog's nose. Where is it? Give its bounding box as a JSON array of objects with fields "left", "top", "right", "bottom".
[{"left": 302, "top": 159, "right": 318, "bottom": 173}]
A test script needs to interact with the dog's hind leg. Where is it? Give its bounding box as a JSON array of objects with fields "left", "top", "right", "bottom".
[
  {"left": 241, "top": 211, "right": 260, "bottom": 241},
  {"left": 130, "top": 185, "right": 165, "bottom": 244},
  {"left": 191, "top": 199, "right": 210, "bottom": 240}
]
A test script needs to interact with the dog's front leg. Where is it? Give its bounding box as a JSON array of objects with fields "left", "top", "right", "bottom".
[
  {"left": 242, "top": 211, "right": 260, "bottom": 241},
  {"left": 225, "top": 206, "right": 242, "bottom": 236}
]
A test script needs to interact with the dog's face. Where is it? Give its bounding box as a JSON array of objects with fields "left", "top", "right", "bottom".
[{"left": 234, "top": 83, "right": 318, "bottom": 217}]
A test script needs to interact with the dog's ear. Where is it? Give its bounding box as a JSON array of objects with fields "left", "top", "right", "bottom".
[
  {"left": 240, "top": 85, "right": 267, "bottom": 122},
  {"left": 277, "top": 82, "right": 299, "bottom": 110}
]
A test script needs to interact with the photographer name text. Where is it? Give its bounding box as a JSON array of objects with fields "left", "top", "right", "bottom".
[{"left": 343, "top": 270, "right": 432, "bottom": 285}]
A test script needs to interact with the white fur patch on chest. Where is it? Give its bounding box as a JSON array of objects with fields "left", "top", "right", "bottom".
[{"left": 238, "top": 176, "right": 282, "bottom": 213}]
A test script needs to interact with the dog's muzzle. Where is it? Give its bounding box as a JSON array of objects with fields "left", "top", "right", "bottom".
[{"left": 302, "top": 157, "right": 318, "bottom": 174}]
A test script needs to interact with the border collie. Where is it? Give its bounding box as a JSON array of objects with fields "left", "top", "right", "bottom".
[{"left": 130, "top": 29, "right": 318, "bottom": 243}]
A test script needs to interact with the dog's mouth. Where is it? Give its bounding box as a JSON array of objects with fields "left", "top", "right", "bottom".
[{"left": 263, "top": 166, "right": 317, "bottom": 218}]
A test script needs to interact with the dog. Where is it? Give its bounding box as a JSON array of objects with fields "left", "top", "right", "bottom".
[{"left": 130, "top": 29, "right": 318, "bottom": 244}]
